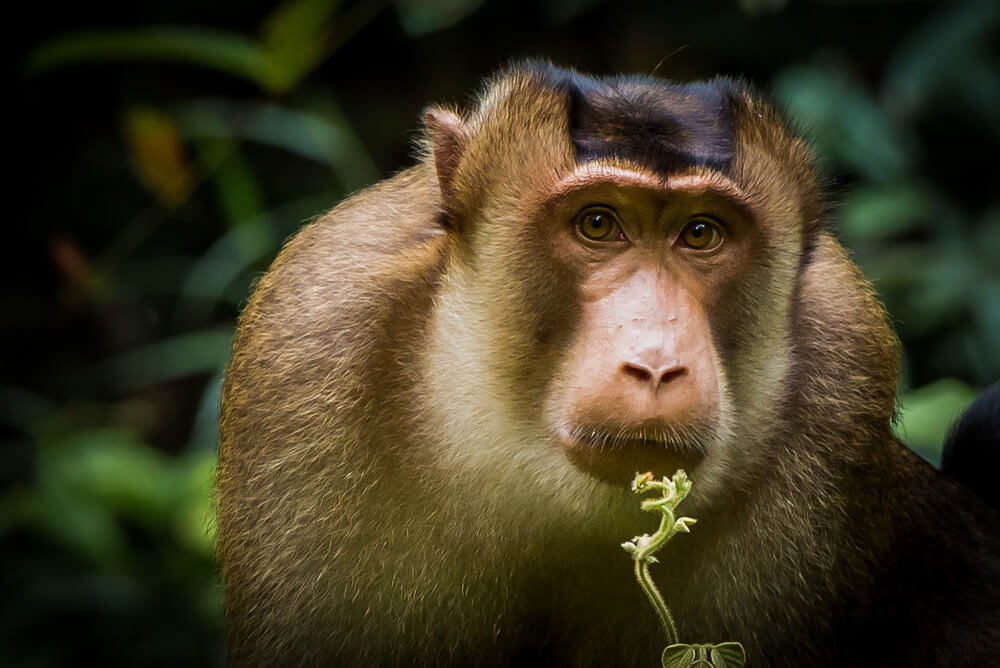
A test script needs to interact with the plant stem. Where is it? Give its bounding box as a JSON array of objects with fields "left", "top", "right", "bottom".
[{"left": 633, "top": 555, "right": 679, "bottom": 645}]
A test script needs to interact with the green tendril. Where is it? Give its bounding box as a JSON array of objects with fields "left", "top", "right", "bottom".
[{"left": 621, "top": 470, "right": 746, "bottom": 668}]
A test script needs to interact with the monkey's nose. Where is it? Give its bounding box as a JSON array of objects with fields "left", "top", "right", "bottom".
[{"left": 620, "top": 360, "right": 687, "bottom": 393}]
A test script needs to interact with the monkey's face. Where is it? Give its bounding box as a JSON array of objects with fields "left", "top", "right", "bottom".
[
  {"left": 424, "top": 73, "right": 810, "bottom": 502},
  {"left": 429, "top": 163, "right": 794, "bottom": 503},
  {"left": 537, "top": 165, "right": 758, "bottom": 486}
]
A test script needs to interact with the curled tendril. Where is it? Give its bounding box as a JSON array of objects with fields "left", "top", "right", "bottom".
[{"left": 621, "top": 470, "right": 745, "bottom": 667}]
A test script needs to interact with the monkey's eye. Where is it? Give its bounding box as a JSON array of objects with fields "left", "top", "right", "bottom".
[
  {"left": 679, "top": 218, "right": 724, "bottom": 251},
  {"left": 575, "top": 207, "right": 623, "bottom": 242}
]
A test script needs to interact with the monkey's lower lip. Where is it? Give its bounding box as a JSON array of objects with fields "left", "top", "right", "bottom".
[{"left": 557, "top": 430, "right": 703, "bottom": 486}]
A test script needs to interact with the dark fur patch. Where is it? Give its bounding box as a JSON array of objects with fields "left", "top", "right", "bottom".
[
  {"left": 549, "top": 69, "right": 736, "bottom": 174},
  {"left": 942, "top": 382, "right": 1000, "bottom": 508}
]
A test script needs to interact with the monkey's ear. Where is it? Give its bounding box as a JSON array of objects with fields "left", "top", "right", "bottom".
[{"left": 424, "top": 108, "right": 468, "bottom": 200}]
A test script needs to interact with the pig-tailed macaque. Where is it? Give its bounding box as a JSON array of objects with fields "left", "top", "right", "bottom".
[{"left": 216, "top": 63, "right": 1000, "bottom": 667}]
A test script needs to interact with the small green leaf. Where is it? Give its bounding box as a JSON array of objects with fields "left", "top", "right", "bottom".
[
  {"left": 675, "top": 516, "right": 697, "bottom": 532},
  {"left": 663, "top": 643, "right": 746, "bottom": 667},
  {"left": 709, "top": 642, "right": 747, "bottom": 667},
  {"left": 662, "top": 644, "right": 699, "bottom": 668}
]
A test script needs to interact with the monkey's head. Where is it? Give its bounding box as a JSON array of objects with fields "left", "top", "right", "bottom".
[
  {"left": 218, "top": 65, "right": 914, "bottom": 666},
  {"left": 421, "top": 64, "right": 825, "bottom": 513}
]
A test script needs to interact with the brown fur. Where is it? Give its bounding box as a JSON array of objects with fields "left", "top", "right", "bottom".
[{"left": 216, "top": 63, "right": 1000, "bottom": 667}]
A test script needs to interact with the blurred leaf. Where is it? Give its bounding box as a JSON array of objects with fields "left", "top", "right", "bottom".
[
  {"left": 884, "top": 1, "right": 1000, "bottom": 117},
  {"left": 394, "top": 0, "right": 485, "bottom": 36},
  {"left": 1, "top": 419, "right": 224, "bottom": 667},
  {"left": 40, "top": 429, "right": 176, "bottom": 521},
  {"left": 261, "top": 0, "right": 341, "bottom": 93},
  {"left": 3, "top": 425, "right": 219, "bottom": 562},
  {"left": 188, "top": 373, "right": 223, "bottom": 453},
  {"left": 103, "top": 327, "right": 234, "bottom": 391},
  {"left": 839, "top": 183, "right": 951, "bottom": 242},
  {"left": 774, "top": 64, "right": 913, "bottom": 182},
  {"left": 859, "top": 245, "right": 934, "bottom": 291},
  {"left": 208, "top": 147, "right": 267, "bottom": 229},
  {"left": 865, "top": 244, "right": 983, "bottom": 341},
  {"left": 25, "top": 488, "right": 127, "bottom": 566},
  {"left": 178, "top": 98, "right": 379, "bottom": 190},
  {"left": 26, "top": 27, "right": 271, "bottom": 87},
  {"left": 172, "top": 452, "right": 217, "bottom": 556},
  {"left": 125, "top": 108, "right": 194, "bottom": 207},
  {"left": 25, "top": 8, "right": 347, "bottom": 95},
  {"left": 899, "top": 247, "right": 978, "bottom": 337},
  {"left": 895, "top": 378, "right": 979, "bottom": 464},
  {"left": 2, "top": 428, "right": 172, "bottom": 565},
  {"left": 174, "top": 195, "right": 331, "bottom": 324}
]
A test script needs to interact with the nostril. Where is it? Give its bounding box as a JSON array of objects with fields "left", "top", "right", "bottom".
[
  {"left": 659, "top": 366, "right": 686, "bottom": 385},
  {"left": 621, "top": 362, "right": 654, "bottom": 384},
  {"left": 621, "top": 360, "right": 686, "bottom": 390}
]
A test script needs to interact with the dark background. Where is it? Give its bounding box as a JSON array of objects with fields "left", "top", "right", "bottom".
[{"left": 6, "top": 1, "right": 999, "bottom": 665}]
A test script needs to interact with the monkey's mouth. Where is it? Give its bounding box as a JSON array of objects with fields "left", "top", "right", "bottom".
[{"left": 557, "top": 425, "right": 707, "bottom": 486}]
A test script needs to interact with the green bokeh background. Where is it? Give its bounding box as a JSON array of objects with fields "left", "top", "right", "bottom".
[{"left": 6, "top": 1, "right": 998, "bottom": 665}]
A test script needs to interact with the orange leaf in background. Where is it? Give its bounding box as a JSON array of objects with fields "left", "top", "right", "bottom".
[{"left": 125, "top": 108, "right": 193, "bottom": 206}]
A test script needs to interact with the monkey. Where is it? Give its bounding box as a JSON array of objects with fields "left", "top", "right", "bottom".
[{"left": 216, "top": 62, "right": 1000, "bottom": 667}]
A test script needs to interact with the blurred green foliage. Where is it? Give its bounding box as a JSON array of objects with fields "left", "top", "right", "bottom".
[{"left": 7, "top": 0, "right": 998, "bottom": 665}]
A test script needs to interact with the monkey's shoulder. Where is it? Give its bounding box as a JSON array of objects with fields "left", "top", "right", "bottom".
[
  {"left": 247, "top": 166, "right": 446, "bottom": 311},
  {"left": 286, "top": 164, "right": 445, "bottom": 271},
  {"left": 227, "top": 165, "right": 449, "bottom": 397}
]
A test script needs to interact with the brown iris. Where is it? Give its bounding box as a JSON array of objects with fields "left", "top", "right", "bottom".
[
  {"left": 575, "top": 207, "right": 621, "bottom": 242},
  {"left": 679, "top": 218, "right": 723, "bottom": 251}
]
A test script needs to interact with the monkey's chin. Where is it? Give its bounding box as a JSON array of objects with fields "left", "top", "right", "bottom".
[{"left": 557, "top": 428, "right": 706, "bottom": 487}]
